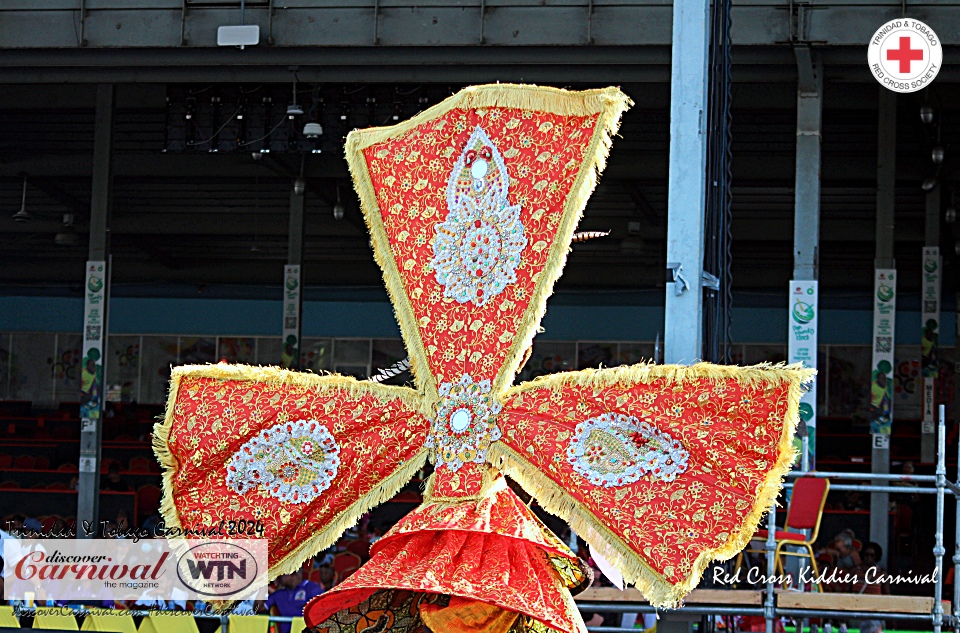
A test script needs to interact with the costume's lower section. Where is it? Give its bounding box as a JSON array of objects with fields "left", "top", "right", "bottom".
[{"left": 304, "top": 480, "right": 586, "bottom": 633}]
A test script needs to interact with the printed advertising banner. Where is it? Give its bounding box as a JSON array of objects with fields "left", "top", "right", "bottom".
[
  {"left": 788, "top": 280, "right": 818, "bottom": 469},
  {"left": 4, "top": 539, "right": 268, "bottom": 602},
  {"left": 921, "top": 247, "right": 941, "bottom": 434},
  {"left": 871, "top": 269, "right": 897, "bottom": 438},
  {"left": 80, "top": 261, "right": 106, "bottom": 425},
  {"left": 281, "top": 265, "right": 301, "bottom": 369}
]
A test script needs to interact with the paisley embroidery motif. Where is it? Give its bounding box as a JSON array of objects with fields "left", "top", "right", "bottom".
[
  {"left": 427, "top": 374, "right": 502, "bottom": 471},
  {"left": 431, "top": 125, "right": 527, "bottom": 306},
  {"left": 226, "top": 419, "right": 340, "bottom": 504},
  {"left": 567, "top": 413, "right": 689, "bottom": 487}
]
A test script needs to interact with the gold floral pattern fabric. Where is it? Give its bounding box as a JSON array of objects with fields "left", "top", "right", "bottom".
[
  {"left": 494, "top": 369, "right": 796, "bottom": 590},
  {"left": 161, "top": 368, "right": 430, "bottom": 577}
]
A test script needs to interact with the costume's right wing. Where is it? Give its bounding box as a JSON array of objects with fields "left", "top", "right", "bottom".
[{"left": 491, "top": 363, "right": 813, "bottom": 608}]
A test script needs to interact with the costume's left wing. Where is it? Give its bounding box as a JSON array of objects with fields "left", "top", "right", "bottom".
[
  {"left": 154, "top": 365, "right": 431, "bottom": 578},
  {"left": 489, "top": 362, "right": 813, "bottom": 607}
]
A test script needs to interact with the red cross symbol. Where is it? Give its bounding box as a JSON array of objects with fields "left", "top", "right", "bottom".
[{"left": 887, "top": 36, "right": 924, "bottom": 73}]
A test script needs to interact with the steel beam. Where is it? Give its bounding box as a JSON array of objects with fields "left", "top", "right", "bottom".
[
  {"left": 791, "top": 46, "right": 821, "bottom": 473},
  {"left": 1, "top": 3, "right": 960, "bottom": 49},
  {"left": 792, "top": 48, "right": 821, "bottom": 281},
  {"left": 870, "top": 86, "right": 896, "bottom": 562},
  {"left": 664, "top": 0, "right": 710, "bottom": 364},
  {"left": 77, "top": 83, "right": 113, "bottom": 538}
]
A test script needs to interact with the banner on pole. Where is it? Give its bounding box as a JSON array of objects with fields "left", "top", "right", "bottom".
[
  {"left": 871, "top": 269, "right": 896, "bottom": 437},
  {"left": 80, "top": 261, "right": 106, "bottom": 424},
  {"left": 921, "top": 247, "right": 941, "bottom": 378},
  {"left": 281, "top": 265, "right": 301, "bottom": 369},
  {"left": 921, "top": 247, "right": 941, "bottom": 435},
  {"left": 788, "top": 280, "right": 818, "bottom": 469}
]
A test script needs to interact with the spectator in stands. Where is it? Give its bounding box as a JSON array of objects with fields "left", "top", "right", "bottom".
[
  {"left": 22, "top": 518, "right": 42, "bottom": 536},
  {"left": 5, "top": 515, "right": 24, "bottom": 533},
  {"left": 101, "top": 463, "right": 130, "bottom": 492},
  {"left": 316, "top": 565, "right": 335, "bottom": 591},
  {"left": 849, "top": 542, "right": 889, "bottom": 595},
  {"left": 848, "top": 542, "right": 887, "bottom": 633},
  {"left": 259, "top": 569, "right": 324, "bottom": 633},
  {"left": 815, "top": 530, "right": 861, "bottom": 592}
]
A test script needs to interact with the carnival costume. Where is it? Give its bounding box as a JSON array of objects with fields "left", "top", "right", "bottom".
[{"left": 154, "top": 84, "right": 814, "bottom": 633}]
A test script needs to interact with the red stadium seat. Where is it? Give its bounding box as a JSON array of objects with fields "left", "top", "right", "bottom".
[
  {"left": 136, "top": 485, "right": 162, "bottom": 521},
  {"left": 0, "top": 454, "right": 10, "bottom": 468},
  {"left": 13, "top": 455, "right": 34, "bottom": 469},
  {"left": 332, "top": 551, "right": 362, "bottom": 584},
  {"left": 129, "top": 457, "right": 151, "bottom": 473},
  {"left": 34, "top": 456, "right": 50, "bottom": 469}
]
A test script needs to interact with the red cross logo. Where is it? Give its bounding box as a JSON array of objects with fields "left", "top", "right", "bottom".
[{"left": 887, "top": 36, "right": 924, "bottom": 73}]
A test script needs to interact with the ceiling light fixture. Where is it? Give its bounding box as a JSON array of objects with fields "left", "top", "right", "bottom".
[
  {"left": 933, "top": 145, "right": 945, "bottom": 165},
  {"left": 54, "top": 213, "right": 79, "bottom": 246},
  {"left": 303, "top": 122, "right": 322, "bottom": 139},
  {"left": 287, "top": 75, "right": 303, "bottom": 118},
  {"left": 921, "top": 104, "right": 935, "bottom": 124},
  {"left": 922, "top": 177, "right": 938, "bottom": 192},
  {"left": 11, "top": 177, "right": 31, "bottom": 223}
]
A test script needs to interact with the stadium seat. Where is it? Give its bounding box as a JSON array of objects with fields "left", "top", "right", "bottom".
[
  {"left": 136, "top": 484, "right": 162, "bottom": 520},
  {"left": 227, "top": 615, "right": 269, "bottom": 633},
  {"left": 0, "top": 605, "right": 18, "bottom": 627},
  {"left": 58, "top": 463, "right": 79, "bottom": 471},
  {"left": 332, "top": 551, "right": 363, "bottom": 583},
  {"left": 736, "top": 477, "right": 830, "bottom": 590},
  {"left": 129, "top": 456, "right": 151, "bottom": 472},
  {"left": 13, "top": 455, "right": 34, "bottom": 469},
  {"left": 0, "top": 454, "right": 11, "bottom": 468},
  {"left": 34, "top": 456, "right": 50, "bottom": 469},
  {"left": 33, "top": 607, "right": 79, "bottom": 630},
  {"left": 81, "top": 611, "right": 137, "bottom": 633},
  {"left": 0, "top": 481, "right": 18, "bottom": 489}
]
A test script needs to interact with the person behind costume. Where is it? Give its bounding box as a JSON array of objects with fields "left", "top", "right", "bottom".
[
  {"left": 260, "top": 570, "right": 323, "bottom": 633},
  {"left": 848, "top": 542, "right": 888, "bottom": 633}
]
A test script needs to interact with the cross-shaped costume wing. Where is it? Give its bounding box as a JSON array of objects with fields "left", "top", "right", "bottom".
[{"left": 155, "top": 85, "right": 812, "bottom": 633}]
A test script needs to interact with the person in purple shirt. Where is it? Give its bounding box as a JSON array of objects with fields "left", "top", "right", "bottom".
[{"left": 261, "top": 570, "right": 324, "bottom": 633}]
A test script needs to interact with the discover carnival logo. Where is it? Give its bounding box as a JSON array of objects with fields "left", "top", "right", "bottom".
[
  {"left": 868, "top": 18, "right": 942, "bottom": 93},
  {"left": 3, "top": 539, "right": 268, "bottom": 601}
]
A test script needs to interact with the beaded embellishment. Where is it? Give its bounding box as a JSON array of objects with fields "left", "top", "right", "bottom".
[
  {"left": 226, "top": 419, "right": 340, "bottom": 504},
  {"left": 427, "top": 374, "right": 503, "bottom": 471},
  {"left": 567, "top": 413, "right": 689, "bottom": 487},
  {"left": 431, "top": 126, "right": 527, "bottom": 306}
]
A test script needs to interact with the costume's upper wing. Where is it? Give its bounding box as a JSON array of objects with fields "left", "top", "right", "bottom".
[
  {"left": 490, "top": 363, "right": 813, "bottom": 608},
  {"left": 346, "top": 84, "right": 631, "bottom": 402},
  {"left": 153, "top": 365, "right": 431, "bottom": 578}
]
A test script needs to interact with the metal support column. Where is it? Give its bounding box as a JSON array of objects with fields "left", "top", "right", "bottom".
[
  {"left": 282, "top": 172, "right": 305, "bottom": 369},
  {"left": 922, "top": 185, "right": 942, "bottom": 463},
  {"left": 790, "top": 47, "right": 822, "bottom": 473},
  {"left": 933, "top": 404, "right": 946, "bottom": 633},
  {"left": 664, "top": 0, "right": 710, "bottom": 364},
  {"left": 77, "top": 84, "right": 114, "bottom": 537},
  {"left": 870, "top": 87, "right": 896, "bottom": 560}
]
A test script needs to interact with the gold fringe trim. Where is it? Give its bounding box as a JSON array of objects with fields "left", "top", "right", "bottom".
[
  {"left": 344, "top": 84, "right": 633, "bottom": 403},
  {"left": 152, "top": 363, "right": 430, "bottom": 580},
  {"left": 507, "top": 361, "right": 816, "bottom": 396},
  {"left": 269, "top": 448, "right": 429, "bottom": 578},
  {"left": 490, "top": 362, "right": 814, "bottom": 608}
]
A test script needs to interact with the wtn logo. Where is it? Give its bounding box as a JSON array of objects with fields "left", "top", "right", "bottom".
[{"left": 185, "top": 559, "right": 247, "bottom": 581}]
